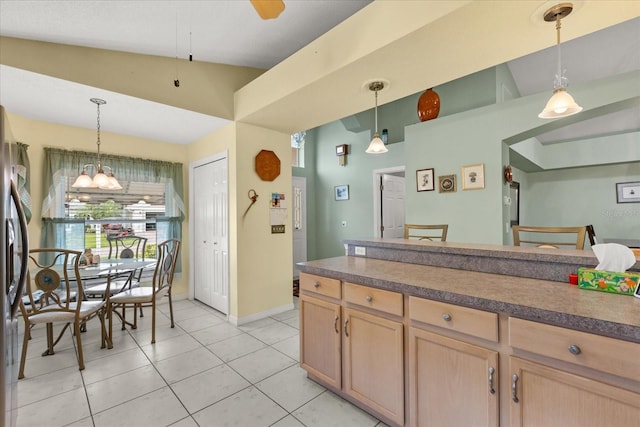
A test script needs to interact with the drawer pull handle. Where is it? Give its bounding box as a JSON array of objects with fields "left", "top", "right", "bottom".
[
  {"left": 511, "top": 374, "right": 519, "bottom": 403},
  {"left": 365, "top": 295, "right": 372, "bottom": 303},
  {"left": 568, "top": 344, "right": 581, "bottom": 355},
  {"left": 442, "top": 314, "right": 452, "bottom": 322},
  {"left": 488, "top": 367, "right": 496, "bottom": 394},
  {"left": 344, "top": 319, "right": 349, "bottom": 337},
  {"left": 313, "top": 281, "right": 320, "bottom": 288},
  {"left": 334, "top": 315, "right": 339, "bottom": 334}
]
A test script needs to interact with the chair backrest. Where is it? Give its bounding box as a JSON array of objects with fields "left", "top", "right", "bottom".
[
  {"left": 22, "top": 248, "right": 83, "bottom": 315},
  {"left": 152, "top": 239, "right": 181, "bottom": 295},
  {"left": 512, "top": 225, "right": 587, "bottom": 250},
  {"left": 404, "top": 224, "right": 448, "bottom": 242},
  {"left": 108, "top": 236, "right": 148, "bottom": 260}
]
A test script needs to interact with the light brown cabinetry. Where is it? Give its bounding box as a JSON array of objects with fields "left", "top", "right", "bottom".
[
  {"left": 509, "top": 318, "right": 640, "bottom": 427},
  {"left": 408, "top": 296, "right": 499, "bottom": 427},
  {"left": 299, "top": 274, "right": 404, "bottom": 426},
  {"left": 299, "top": 294, "right": 341, "bottom": 389},
  {"left": 343, "top": 282, "right": 404, "bottom": 425}
]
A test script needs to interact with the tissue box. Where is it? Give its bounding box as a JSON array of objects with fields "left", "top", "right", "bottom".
[{"left": 577, "top": 268, "right": 640, "bottom": 295}]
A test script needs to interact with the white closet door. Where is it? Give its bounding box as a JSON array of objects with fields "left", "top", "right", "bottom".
[{"left": 193, "top": 157, "right": 228, "bottom": 314}]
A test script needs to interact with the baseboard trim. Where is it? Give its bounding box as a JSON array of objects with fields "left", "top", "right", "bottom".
[{"left": 228, "top": 302, "right": 295, "bottom": 326}]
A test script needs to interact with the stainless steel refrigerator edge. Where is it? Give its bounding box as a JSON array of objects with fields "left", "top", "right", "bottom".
[{"left": 1, "top": 105, "right": 29, "bottom": 427}]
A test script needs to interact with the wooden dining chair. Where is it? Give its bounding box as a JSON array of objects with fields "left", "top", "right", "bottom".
[
  {"left": 404, "top": 224, "right": 448, "bottom": 242},
  {"left": 19, "top": 248, "right": 111, "bottom": 379},
  {"left": 512, "top": 225, "right": 587, "bottom": 250},
  {"left": 109, "top": 239, "right": 181, "bottom": 344}
]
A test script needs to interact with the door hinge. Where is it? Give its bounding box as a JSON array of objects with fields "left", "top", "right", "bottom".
[
  {"left": 380, "top": 225, "right": 384, "bottom": 232},
  {"left": 380, "top": 183, "right": 384, "bottom": 191}
]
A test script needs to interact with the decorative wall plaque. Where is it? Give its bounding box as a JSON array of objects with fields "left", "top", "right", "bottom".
[{"left": 255, "top": 150, "right": 280, "bottom": 181}]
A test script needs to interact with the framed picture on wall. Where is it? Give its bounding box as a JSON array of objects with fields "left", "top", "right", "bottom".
[
  {"left": 416, "top": 168, "right": 435, "bottom": 192},
  {"left": 438, "top": 175, "right": 456, "bottom": 193},
  {"left": 616, "top": 181, "right": 640, "bottom": 203},
  {"left": 335, "top": 185, "right": 349, "bottom": 201},
  {"left": 461, "top": 163, "right": 485, "bottom": 190}
]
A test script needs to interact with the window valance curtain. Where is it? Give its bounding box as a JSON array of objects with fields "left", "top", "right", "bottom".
[
  {"left": 41, "top": 147, "right": 185, "bottom": 220},
  {"left": 14, "top": 142, "right": 32, "bottom": 223}
]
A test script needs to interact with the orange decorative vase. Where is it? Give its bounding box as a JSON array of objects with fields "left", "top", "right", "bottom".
[{"left": 417, "top": 88, "right": 440, "bottom": 122}]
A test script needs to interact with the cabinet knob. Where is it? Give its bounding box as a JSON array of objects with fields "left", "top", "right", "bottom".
[
  {"left": 313, "top": 281, "right": 320, "bottom": 288},
  {"left": 365, "top": 295, "right": 372, "bottom": 303},
  {"left": 442, "top": 313, "right": 452, "bottom": 322},
  {"left": 568, "top": 344, "right": 581, "bottom": 355}
]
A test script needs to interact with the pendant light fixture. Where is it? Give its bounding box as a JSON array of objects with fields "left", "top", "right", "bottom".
[
  {"left": 366, "top": 81, "right": 388, "bottom": 154},
  {"left": 72, "top": 98, "right": 122, "bottom": 190},
  {"left": 538, "top": 3, "right": 583, "bottom": 119}
]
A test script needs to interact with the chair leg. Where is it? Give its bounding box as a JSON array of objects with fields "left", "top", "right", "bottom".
[
  {"left": 168, "top": 291, "right": 175, "bottom": 328},
  {"left": 108, "top": 302, "right": 113, "bottom": 347},
  {"left": 151, "top": 300, "right": 156, "bottom": 344},
  {"left": 18, "top": 320, "right": 31, "bottom": 379},
  {"left": 74, "top": 322, "right": 85, "bottom": 371}
]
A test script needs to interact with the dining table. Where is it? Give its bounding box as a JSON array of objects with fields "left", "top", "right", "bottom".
[{"left": 25, "top": 257, "right": 157, "bottom": 356}]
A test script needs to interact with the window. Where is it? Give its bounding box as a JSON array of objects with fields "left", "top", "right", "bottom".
[
  {"left": 291, "top": 131, "right": 306, "bottom": 168},
  {"left": 41, "top": 147, "right": 184, "bottom": 269},
  {"left": 64, "top": 180, "right": 167, "bottom": 259}
]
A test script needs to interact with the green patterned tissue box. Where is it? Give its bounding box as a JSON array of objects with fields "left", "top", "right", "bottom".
[{"left": 577, "top": 268, "right": 640, "bottom": 295}]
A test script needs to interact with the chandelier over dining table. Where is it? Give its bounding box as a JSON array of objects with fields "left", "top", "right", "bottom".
[{"left": 72, "top": 98, "right": 122, "bottom": 190}]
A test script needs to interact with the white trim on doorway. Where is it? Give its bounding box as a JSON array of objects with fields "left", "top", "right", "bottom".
[{"left": 372, "top": 166, "right": 406, "bottom": 238}]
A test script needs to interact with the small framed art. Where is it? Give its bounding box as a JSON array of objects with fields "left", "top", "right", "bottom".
[
  {"left": 462, "top": 163, "right": 485, "bottom": 190},
  {"left": 416, "top": 168, "right": 435, "bottom": 192},
  {"left": 438, "top": 175, "right": 456, "bottom": 193},
  {"left": 335, "top": 185, "right": 349, "bottom": 201},
  {"left": 616, "top": 181, "right": 640, "bottom": 203}
]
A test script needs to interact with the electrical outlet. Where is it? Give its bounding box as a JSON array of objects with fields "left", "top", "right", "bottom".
[
  {"left": 355, "top": 246, "right": 366, "bottom": 256},
  {"left": 506, "top": 222, "right": 511, "bottom": 233}
]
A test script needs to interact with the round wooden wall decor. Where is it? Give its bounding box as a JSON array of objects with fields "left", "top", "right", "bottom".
[{"left": 255, "top": 150, "right": 281, "bottom": 181}]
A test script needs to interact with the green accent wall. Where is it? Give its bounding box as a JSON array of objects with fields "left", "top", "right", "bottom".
[{"left": 302, "top": 69, "right": 640, "bottom": 260}]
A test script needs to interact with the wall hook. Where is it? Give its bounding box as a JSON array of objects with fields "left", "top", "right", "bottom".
[{"left": 243, "top": 189, "right": 259, "bottom": 218}]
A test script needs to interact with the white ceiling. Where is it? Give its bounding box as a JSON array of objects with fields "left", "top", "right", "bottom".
[
  {"left": 0, "top": 0, "right": 372, "bottom": 143},
  {"left": 0, "top": 1, "right": 638, "bottom": 145}
]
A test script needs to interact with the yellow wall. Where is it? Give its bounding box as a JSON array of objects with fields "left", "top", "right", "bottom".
[
  {"left": 187, "top": 122, "right": 292, "bottom": 320},
  {"left": 6, "top": 112, "right": 191, "bottom": 296}
]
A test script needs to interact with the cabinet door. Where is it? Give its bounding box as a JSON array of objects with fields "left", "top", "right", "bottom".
[
  {"left": 409, "top": 327, "right": 499, "bottom": 427},
  {"left": 343, "top": 307, "right": 404, "bottom": 426},
  {"left": 300, "top": 295, "right": 341, "bottom": 389},
  {"left": 510, "top": 357, "right": 640, "bottom": 427}
]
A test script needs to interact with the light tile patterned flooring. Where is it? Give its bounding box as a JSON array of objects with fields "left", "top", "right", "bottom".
[{"left": 16, "top": 297, "right": 388, "bottom": 427}]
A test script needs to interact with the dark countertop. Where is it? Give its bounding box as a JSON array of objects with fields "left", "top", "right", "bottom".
[{"left": 298, "top": 256, "right": 640, "bottom": 344}]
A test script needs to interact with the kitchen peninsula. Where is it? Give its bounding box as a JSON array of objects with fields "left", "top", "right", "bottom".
[{"left": 297, "top": 239, "right": 640, "bottom": 427}]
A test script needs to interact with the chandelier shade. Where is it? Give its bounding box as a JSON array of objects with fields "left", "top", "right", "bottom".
[
  {"left": 72, "top": 98, "right": 122, "bottom": 190},
  {"left": 366, "top": 81, "right": 388, "bottom": 154},
  {"left": 538, "top": 3, "right": 583, "bottom": 119}
]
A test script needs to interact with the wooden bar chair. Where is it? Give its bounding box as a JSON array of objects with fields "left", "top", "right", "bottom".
[
  {"left": 512, "top": 225, "right": 587, "bottom": 250},
  {"left": 404, "top": 224, "right": 448, "bottom": 242}
]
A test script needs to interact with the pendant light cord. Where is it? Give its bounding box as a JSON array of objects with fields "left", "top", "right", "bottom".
[{"left": 374, "top": 89, "right": 379, "bottom": 134}]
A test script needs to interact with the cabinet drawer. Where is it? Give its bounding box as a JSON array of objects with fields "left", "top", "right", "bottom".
[
  {"left": 409, "top": 297, "right": 498, "bottom": 342},
  {"left": 343, "top": 282, "right": 403, "bottom": 317},
  {"left": 300, "top": 273, "right": 341, "bottom": 300},
  {"left": 509, "top": 317, "right": 640, "bottom": 382}
]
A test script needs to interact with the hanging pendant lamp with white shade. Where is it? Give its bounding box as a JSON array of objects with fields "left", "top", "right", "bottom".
[
  {"left": 538, "top": 3, "right": 583, "bottom": 119},
  {"left": 366, "top": 81, "right": 388, "bottom": 154},
  {"left": 72, "top": 98, "right": 122, "bottom": 190}
]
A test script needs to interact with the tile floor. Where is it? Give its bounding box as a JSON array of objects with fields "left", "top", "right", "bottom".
[{"left": 15, "top": 297, "right": 388, "bottom": 427}]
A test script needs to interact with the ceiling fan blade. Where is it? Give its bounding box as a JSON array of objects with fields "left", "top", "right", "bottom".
[{"left": 250, "top": 0, "right": 285, "bottom": 20}]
